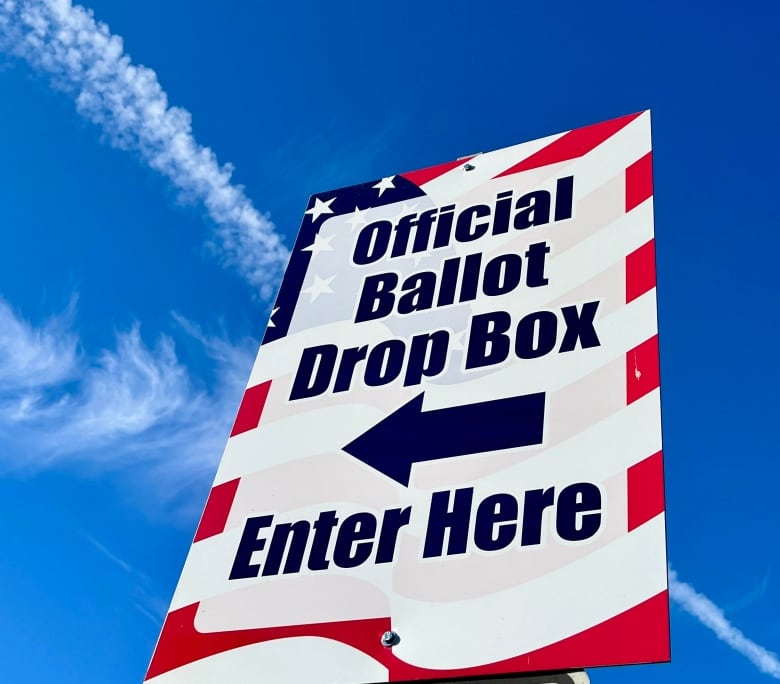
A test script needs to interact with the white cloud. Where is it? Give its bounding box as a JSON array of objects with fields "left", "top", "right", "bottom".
[
  {"left": 0, "top": 297, "right": 78, "bottom": 392},
  {"left": 60, "top": 325, "right": 194, "bottom": 446},
  {"left": 670, "top": 567, "right": 780, "bottom": 679},
  {"left": 0, "top": 0, "right": 289, "bottom": 298},
  {"left": 0, "top": 298, "right": 253, "bottom": 510}
]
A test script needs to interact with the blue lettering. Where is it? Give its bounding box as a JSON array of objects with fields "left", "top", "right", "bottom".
[
  {"left": 333, "top": 513, "right": 377, "bottom": 568},
  {"left": 403, "top": 330, "right": 449, "bottom": 387},
  {"left": 229, "top": 515, "right": 274, "bottom": 580},
  {"left": 465, "top": 311, "right": 511, "bottom": 369},
  {"left": 354, "top": 220, "right": 392, "bottom": 265},
  {"left": 364, "top": 340, "right": 405, "bottom": 386},
  {"left": 262, "top": 520, "right": 310, "bottom": 576},
  {"left": 423, "top": 488, "right": 473, "bottom": 558},
  {"left": 375, "top": 507, "right": 411, "bottom": 563},
  {"left": 556, "top": 482, "right": 602, "bottom": 541},
  {"left": 475, "top": 493, "right": 518, "bottom": 551},
  {"left": 355, "top": 273, "right": 398, "bottom": 323},
  {"left": 559, "top": 302, "right": 601, "bottom": 352},
  {"left": 289, "top": 345, "right": 336, "bottom": 400},
  {"left": 515, "top": 311, "right": 558, "bottom": 359}
]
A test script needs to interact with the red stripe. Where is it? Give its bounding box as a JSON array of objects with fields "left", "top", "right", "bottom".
[
  {"left": 625, "top": 151, "right": 654, "bottom": 212},
  {"left": 145, "top": 604, "right": 389, "bottom": 680},
  {"left": 495, "top": 112, "right": 643, "bottom": 177},
  {"left": 626, "top": 238, "right": 656, "bottom": 303},
  {"left": 146, "top": 592, "right": 669, "bottom": 680},
  {"left": 230, "top": 381, "right": 271, "bottom": 437},
  {"left": 627, "top": 335, "right": 660, "bottom": 404},
  {"left": 192, "top": 479, "right": 240, "bottom": 543},
  {"left": 400, "top": 155, "right": 477, "bottom": 187},
  {"left": 391, "top": 591, "right": 669, "bottom": 679},
  {"left": 627, "top": 452, "right": 666, "bottom": 532}
]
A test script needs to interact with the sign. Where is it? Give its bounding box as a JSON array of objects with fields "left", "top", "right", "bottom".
[{"left": 146, "top": 111, "right": 669, "bottom": 683}]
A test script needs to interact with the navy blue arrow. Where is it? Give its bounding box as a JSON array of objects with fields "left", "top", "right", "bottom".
[{"left": 343, "top": 391, "right": 545, "bottom": 486}]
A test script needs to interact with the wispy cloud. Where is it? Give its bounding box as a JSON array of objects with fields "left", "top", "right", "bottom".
[
  {"left": 80, "top": 530, "right": 167, "bottom": 625},
  {"left": 0, "top": 297, "right": 253, "bottom": 512},
  {"left": 0, "top": 297, "right": 78, "bottom": 393},
  {"left": 670, "top": 567, "right": 780, "bottom": 679},
  {"left": 53, "top": 325, "right": 197, "bottom": 453},
  {"left": 727, "top": 569, "right": 773, "bottom": 614},
  {"left": 0, "top": 0, "right": 289, "bottom": 298},
  {"left": 80, "top": 530, "right": 139, "bottom": 577}
]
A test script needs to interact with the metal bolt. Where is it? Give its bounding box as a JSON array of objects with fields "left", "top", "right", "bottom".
[
  {"left": 463, "top": 163, "right": 476, "bottom": 171},
  {"left": 381, "top": 630, "right": 399, "bottom": 647}
]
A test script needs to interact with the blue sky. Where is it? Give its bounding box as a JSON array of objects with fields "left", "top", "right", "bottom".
[{"left": 0, "top": 0, "right": 778, "bottom": 682}]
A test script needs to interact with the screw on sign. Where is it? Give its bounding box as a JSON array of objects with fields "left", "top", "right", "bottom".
[
  {"left": 381, "top": 631, "right": 400, "bottom": 648},
  {"left": 145, "top": 112, "right": 668, "bottom": 684}
]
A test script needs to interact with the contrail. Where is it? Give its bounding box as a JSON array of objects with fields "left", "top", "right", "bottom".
[
  {"left": 670, "top": 567, "right": 780, "bottom": 679},
  {"left": 0, "top": 0, "right": 289, "bottom": 298}
]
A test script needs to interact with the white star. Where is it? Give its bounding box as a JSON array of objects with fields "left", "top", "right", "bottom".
[
  {"left": 411, "top": 246, "right": 434, "bottom": 266},
  {"left": 373, "top": 176, "right": 396, "bottom": 197},
  {"left": 390, "top": 202, "right": 419, "bottom": 223},
  {"left": 305, "top": 197, "right": 336, "bottom": 220},
  {"left": 451, "top": 328, "right": 468, "bottom": 352},
  {"left": 301, "top": 274, "right": 335, "bottom": 302},
  {"left": 267, "top": 307, "right": 280, "bottom": 328},
  {"left": 346, "top": 206, "right": 369, "bottom": 232},
  {"left": 302, "top": 232, "right": 335, "bottom": 257}
]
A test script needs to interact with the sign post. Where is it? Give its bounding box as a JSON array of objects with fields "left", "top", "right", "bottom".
[
  {"left": 147, "top": 111, "right": 669, "bottom": 683},
  {"left": 446, "top": 673, "right": 589, "bottom": 684}
]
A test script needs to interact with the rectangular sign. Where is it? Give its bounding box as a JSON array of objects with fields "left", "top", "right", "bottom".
[{"left": 146, "top": 111, "right": 669, "bottom": 683}]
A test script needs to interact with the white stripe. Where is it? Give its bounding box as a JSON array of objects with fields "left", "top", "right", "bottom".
[
  {"left": 146, "top": 636, "right": 388, "bottom": 684},
  {"left": 179, "top": 390, "right": 660, "bottom": 613},
  {"left": 391, "top": 514, "right": 667, "bottom": 667},
  {"left": 247, "top": 320, "right": 398, "bottom": 385},
  {"left": 215, "top": 402, "right": 383, "bottom": 482},
  {"left": 473, "top": 389, "right": 661, "bottom": 493},
  {"left": 467, "top": 198, "right": 654, "bottom": 316},
  {"left": 425, "top": 288, "right": 658, "bottom": 406},
  {"left": 420, "top": 111, "right": 650, "bottom": 210},
  {"left": 420, "top": 130, "right": 566, "bottom": 205},
  {"left": 572, "top": 111, "right": 651, "bottom": 198}
]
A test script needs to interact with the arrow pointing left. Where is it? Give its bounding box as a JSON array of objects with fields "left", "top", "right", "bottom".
[{"left": 343, "top": 391, "right": 546, "bottom": 486}]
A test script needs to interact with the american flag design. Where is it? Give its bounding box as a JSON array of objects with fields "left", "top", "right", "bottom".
[{"left": 146, "top": 111, "right": 669, "bottom": 683}]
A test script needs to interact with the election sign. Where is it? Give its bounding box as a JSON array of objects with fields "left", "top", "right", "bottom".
[{"left": 146, "top": 111, "right": 669, "bottom": 683}]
